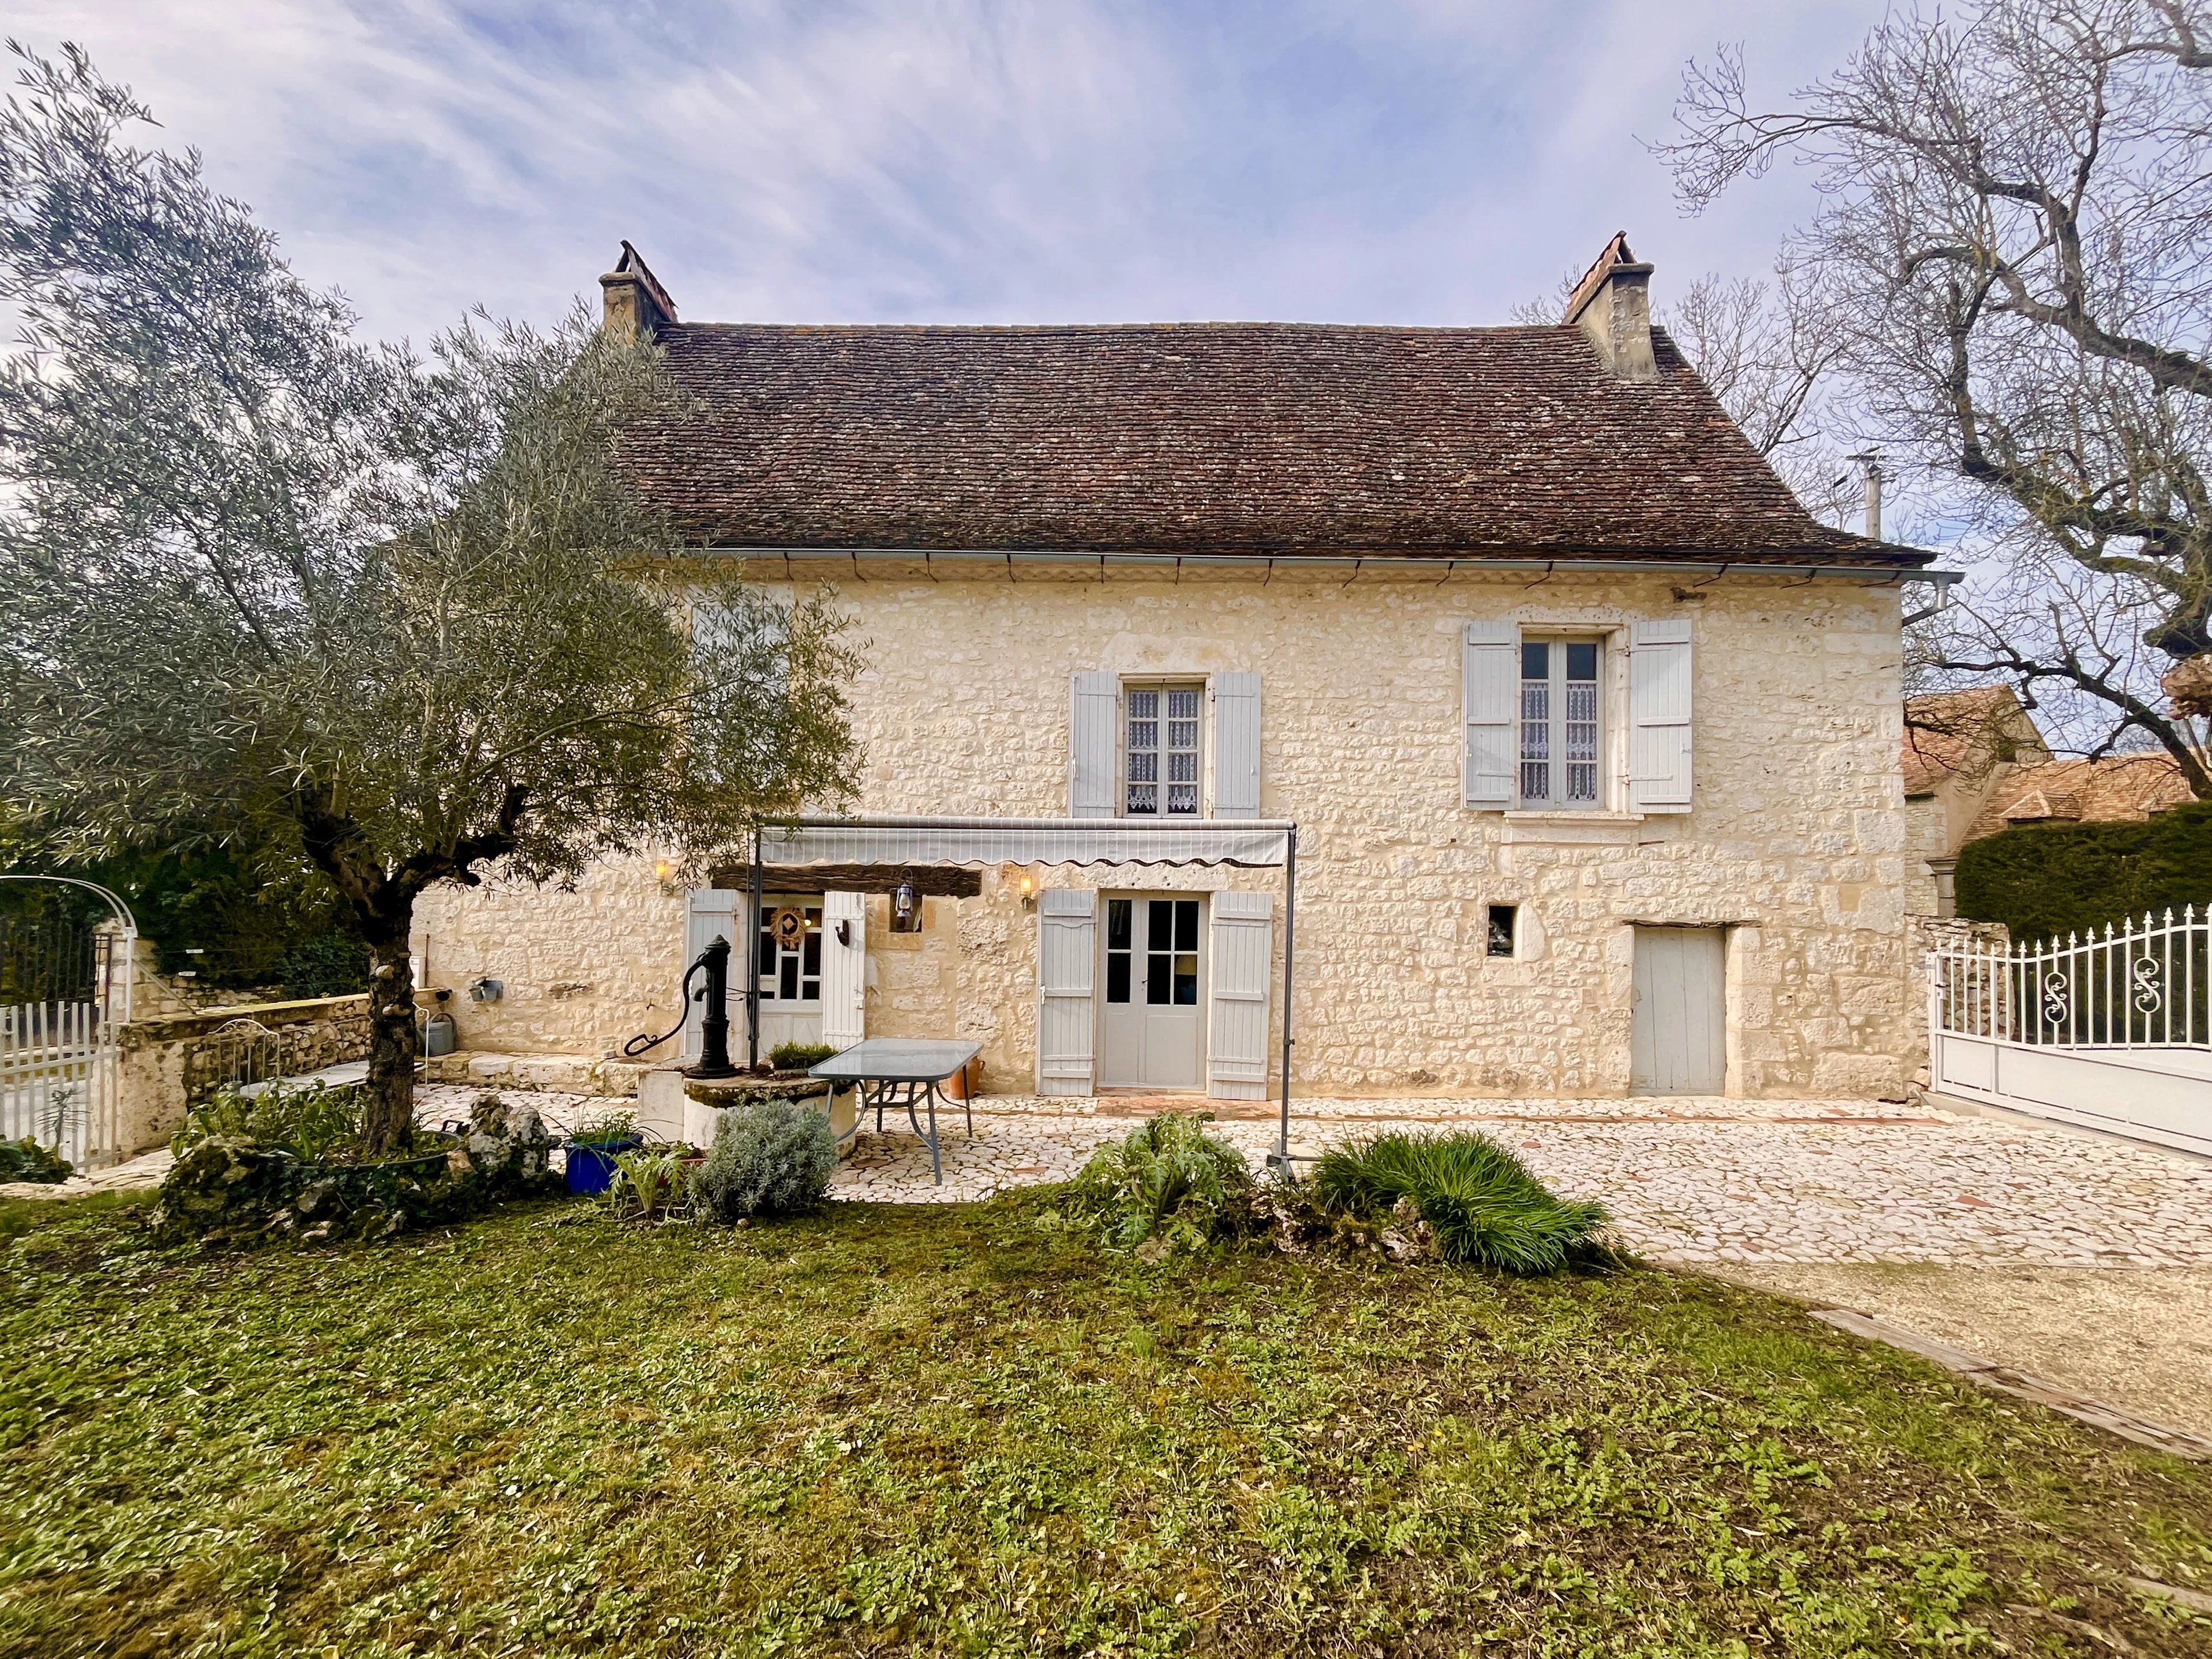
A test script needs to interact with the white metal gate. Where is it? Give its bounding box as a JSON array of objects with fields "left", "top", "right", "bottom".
[
  {"left": 1929, "top": 907, "right": 2211, "bottom": 1156},
  {"left": 1, "top": 879, "right": 133, "bottom": 1173}
]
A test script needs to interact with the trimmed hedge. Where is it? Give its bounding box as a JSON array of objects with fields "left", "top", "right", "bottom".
[{"left": 1955, "top": 800, "right": 2212, "bottom": 942}]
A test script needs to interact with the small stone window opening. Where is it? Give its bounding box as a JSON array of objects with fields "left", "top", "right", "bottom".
[
  {"left": 1125, "top": 683, "right": 1202, "bottom": 816},
  {"left": 1486, "top": 904, "right": 1518, "bottom": 958}
]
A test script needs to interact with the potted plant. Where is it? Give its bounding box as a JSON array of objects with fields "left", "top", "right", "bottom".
[{"left": 564, "top": 1109, "right": 643, "bottom": 1196}]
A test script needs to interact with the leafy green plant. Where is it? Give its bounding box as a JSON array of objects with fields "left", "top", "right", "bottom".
[
  {"left": 608, "top": 1147, "right": 686, "bottom": 1219},
  {"left": 1312, "top": 1131, "right": 1612, "bottom": 1273},
  {"left": 567, "top": 1109, "right": 639, "bottom": 1149},
  {"left": 173, "top": 1079, "right": 362, "bottom": 1164},
  {"left": 1063, "top": 1112, "right": 1253, "bottom": 1254},
  {"left": 768, "top": 1041, "right": 839, "bottom": 1071},
  {"left": 0, "top": 1137, "right": 71, "bottom": 1184},
  {"left": 689, "top": 1099, "right": 838, "bottom": 1222}
]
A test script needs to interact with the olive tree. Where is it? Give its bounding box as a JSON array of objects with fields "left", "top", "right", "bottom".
[
  {"left": 1662, "top": 0, "right": 2212, "bottom": 793},
  {"left": 0, "top": 47, "right": 858, "bottom": 1151}
]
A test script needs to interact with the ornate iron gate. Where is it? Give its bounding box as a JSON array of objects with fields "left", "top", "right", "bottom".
[{"left": 1929, "top": 907, "right": 2211, "bottom": 1157}]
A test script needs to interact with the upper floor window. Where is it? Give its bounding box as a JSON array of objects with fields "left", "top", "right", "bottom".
[
  {"left": 1125, "top": 683, "right": 1202, "bottom": 816},
  {"left": 1519, "top": 639, "right": 1601, "bottom": 809}
]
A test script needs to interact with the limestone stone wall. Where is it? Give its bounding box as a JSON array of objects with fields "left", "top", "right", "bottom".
[
  {"left": 411, "top": 856, "right": 687, "bottom": 1062},
  {"left": 114, "top": 994, "right": 370, "bottom": 1153},
  {"left": 409, "top": 563, "right": 1919, "bottom": 1099}
]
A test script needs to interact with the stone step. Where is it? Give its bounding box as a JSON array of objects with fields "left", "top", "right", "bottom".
[{"left": 420, "top": 1051, "right": 648, "bottom": 1097}]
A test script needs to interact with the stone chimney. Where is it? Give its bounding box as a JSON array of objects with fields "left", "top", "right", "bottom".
[
  {"left": 1563, "top": 231, "right": 1657, "bottom": 383},
  {"left": 599, "top": 240, "right": 677, "bottom": 341}
]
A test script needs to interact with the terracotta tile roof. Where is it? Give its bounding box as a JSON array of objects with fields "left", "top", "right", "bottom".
[
  {"left": 1962, "top": 754, "right": 2197, "bottom": 843},
  {"left": 1902, "top": 687, "right": 2032, "bottom": 796},
  {"left": 619, "top": 320, "right": 1932, "bottom": 564}
]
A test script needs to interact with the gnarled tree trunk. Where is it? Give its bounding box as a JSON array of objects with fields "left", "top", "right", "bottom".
[{"left": 361, "top": 920, "right": 419, "bottom": 1155}]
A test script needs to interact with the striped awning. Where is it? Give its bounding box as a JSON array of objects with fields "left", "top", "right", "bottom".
[{"left": 757, "top": 816, "right": 1293, "bottom": 869}]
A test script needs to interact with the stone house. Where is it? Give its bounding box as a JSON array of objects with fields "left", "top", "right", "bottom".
[
  {"left": 412, "top": 236, "right": 1950, "bottom": 1102},
  {"left": 1902, "top": 686, "right": 2196, "bottom": 920},
  {"left": 1901, "top": 687, "right": 2051, "bottom": 919}
]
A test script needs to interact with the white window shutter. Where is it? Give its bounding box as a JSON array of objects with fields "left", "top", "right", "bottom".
[
  {"left": 1211, "top": 673, "right": 1261, "bottom": 818},
  {"left": 1069, "top": 671, "right": 1119, "bottom": 818},
  {"left": 1463, "top": 621, "right": 1518, "bottom": 807},
  {"left": 1206, "top": 892, "right": 1273, "bottom": 1100},
  {"left": 820, "top": 891, "right": 866, "bottom": 1052},
  {"left": 1629, "top": 620, "right": 1694, "bottom": 812},
  {"left": 681, "top": 887, "right": 739, "bottom": 1063},
  {"left": 1035, "top": 889, "right": 1097, "bottom": 1095}
]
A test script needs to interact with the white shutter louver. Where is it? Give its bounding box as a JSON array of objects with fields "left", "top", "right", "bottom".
[
  {"left": 820, "top": 891, "right": 866, "bottom": 1052},
  {"left": 681, "top": 887, "right": 739, "bottom": 1063},
  {"left": 1035, "top": 889, "right": 1097, "bottom": 1095},
  {"left": 1069, "top": 671, "right": 1119, "bottom": 818},
  {"left": 1211, "top": 672, "right": 1261, "bottom": 818},
  {"left": 1463, "top": 621, "right": 1518, "bottom": 807},
  {"left": 1629, "top": 620, "right": 1694, "bottom": 813},
  {"left": 1206, "top": 892, "right": 1273, "bottom": 1100}
]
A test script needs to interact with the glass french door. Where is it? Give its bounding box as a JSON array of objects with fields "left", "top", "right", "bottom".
[
  {"left": 1098, "top": 895, "right": 1205, "bottom": 1089},
  {"left": 753, "top": 895, "right": 824, "bottom": 1053}
]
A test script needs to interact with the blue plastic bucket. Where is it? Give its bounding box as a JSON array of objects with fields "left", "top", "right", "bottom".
[{"left": 564, "top": 1136, "right": 642, "bottom": 1196}]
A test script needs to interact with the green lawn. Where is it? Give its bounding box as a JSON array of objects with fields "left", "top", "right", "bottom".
[{"left": 2, "top": 1191, "right": 2209, "bottom": 1657}]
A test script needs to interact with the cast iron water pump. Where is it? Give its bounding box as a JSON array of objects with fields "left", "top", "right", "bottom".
[{"left": 621, "top": 934, "right": 739, "bottom": 1078}]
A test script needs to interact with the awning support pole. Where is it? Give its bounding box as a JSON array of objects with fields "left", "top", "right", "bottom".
[
  {"left": 1278, "top": 823, "right": 1297, "bottom": 1167},
  {"left": 747, "top": 833, "right": 763, "bottom": 1069}
]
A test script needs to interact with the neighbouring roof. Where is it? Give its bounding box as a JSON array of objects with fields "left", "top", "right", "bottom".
[
  {"left": 1961, "top": 754, "right": 2198, "bottom": 843},
  {"left": 618, "top": 320, "right": 1934, "bottom": 566},
  {"left": 1902, "top": 686, "right": 2044, "bottom": 796}
]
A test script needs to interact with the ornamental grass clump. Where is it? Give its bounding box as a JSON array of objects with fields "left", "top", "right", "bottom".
[
  {"left": 1063, "top": 1112, "right": 1253, "bottom": 1254},
  {"left": 689, "top": 1099, "right": 839, "bottom": 1223},
  {"left": 1313, "top": 1130, "right": 1613, "bottom": 1273},
  {"left": 768, "top": 1041, "right": 839, "bottom": 1072}
]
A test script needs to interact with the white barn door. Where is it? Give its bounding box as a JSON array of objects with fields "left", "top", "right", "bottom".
[
  {"left": 1206, "top": 892, "right": 1273, "bottom": 1100},
  {"left": 1631, "top": 926, "right": 1725, "bottom": 1095},
  {"left": 819, "top": 891, "right": 866, "bottom": 1054},
  {"left": 681, "top": 888, "right": 740, "bottom": 1064},
  {"left": 1037, "top": 889, "right": 1097, "bottom": 1096}
]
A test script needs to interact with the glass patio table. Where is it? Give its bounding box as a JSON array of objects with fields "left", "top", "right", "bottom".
[{"left": 809, "top": 1038, "right": 981, "bottom": 1185}]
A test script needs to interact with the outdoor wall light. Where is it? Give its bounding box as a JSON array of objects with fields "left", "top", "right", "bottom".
[
  {"left": 1017, "top": 870, "right": 1037, "bottom": 911},
  {"left": 652, "top": 858, "right": 674, "bottom": 885},
  {"left": 890, "top": 880, "right": 923, "bottom": 933}
]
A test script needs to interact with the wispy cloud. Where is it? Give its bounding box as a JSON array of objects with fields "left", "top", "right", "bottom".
[{"left": 10, "top": 0, "right": 1884, "bottom": 339}]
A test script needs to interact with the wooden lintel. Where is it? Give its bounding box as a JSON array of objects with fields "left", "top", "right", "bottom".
[{"left": 707, "top": 863, "right": 984, "bottom": 899}]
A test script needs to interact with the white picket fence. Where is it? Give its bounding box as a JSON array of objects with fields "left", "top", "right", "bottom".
[
  {"left": 0, "top": 1001, "right": 122, "bottom": 1173},
  {"left": 1930, "top": 907, "right": 2211, "bottom": 1155}
]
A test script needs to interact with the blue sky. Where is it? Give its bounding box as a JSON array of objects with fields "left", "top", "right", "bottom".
[{"left": 14, "top": 1, "right": 1886, "bottom": 343}]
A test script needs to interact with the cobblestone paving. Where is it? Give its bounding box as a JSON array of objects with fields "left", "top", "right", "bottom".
[
  {"left": 822, "top": 1095, "right": 2212, "bottom": 1270},
  {"left": 398, "top": 1084, "right": 2212, "bottom": 1269}
]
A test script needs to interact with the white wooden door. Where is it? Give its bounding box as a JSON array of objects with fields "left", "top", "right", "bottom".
[
  {"left": 1631, "top": 926, "right": 1725, "bottom": 1095},
  {"left": 1037, "top": 889, "right": 1098, "bottom": 1096},
  {"left": 1206, "top": 892, "right": 1272, "bottom": 1100},
  {"left": 819, "top": 892, "right": 866, "bottom": 1053},
  {"left": 681, "top": 888, "right": 740, "bottom": 1064},
  {"left": 1099, "top": 895, "right": 1205, "bottom": 1090}
]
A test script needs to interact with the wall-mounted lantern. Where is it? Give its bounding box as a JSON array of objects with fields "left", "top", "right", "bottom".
[
  {"left": 890, "top": 879, "right": 923, "bottom": 933},
  {"left": 1017, "top": 869, "right": 1037, "bottom": 911}
]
